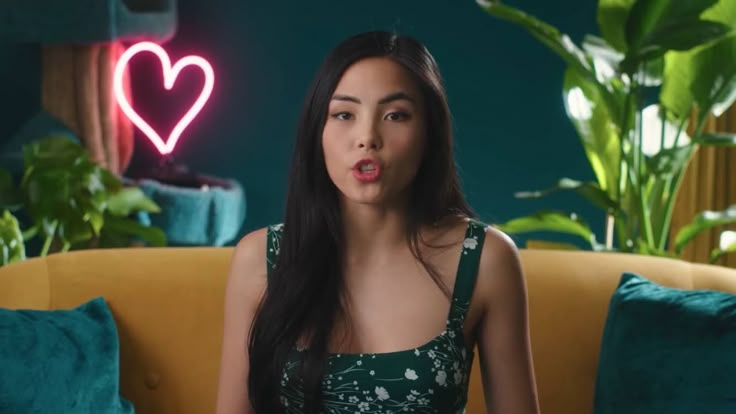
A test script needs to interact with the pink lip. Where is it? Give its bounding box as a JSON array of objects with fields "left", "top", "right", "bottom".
[{"left": 352, "top": 158, "right": 382, "bottom": 183}]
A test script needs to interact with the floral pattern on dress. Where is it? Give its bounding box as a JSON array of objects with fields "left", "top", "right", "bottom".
[{"left": 267, "top": 223, "right": 283, "bottom": 270}]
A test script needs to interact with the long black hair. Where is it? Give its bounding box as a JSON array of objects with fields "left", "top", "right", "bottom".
[{"left": 247, "top": 31, "right": 475, "bottom": 413}]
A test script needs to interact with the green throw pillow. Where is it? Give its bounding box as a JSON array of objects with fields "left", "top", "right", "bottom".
[
  {"left": 594, "top": 272, "right": 736, "bottom": 414},
  {"left": 0, "top": 297, "right": 134, "bottom": 413}
]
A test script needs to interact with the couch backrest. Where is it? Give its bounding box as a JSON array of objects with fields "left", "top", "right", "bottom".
[
  {"left": 0, "top": 247, "right": 232, "bottom": 414},
  {"left": 2, "top": 247, "right": 736, "bottom": 414}
]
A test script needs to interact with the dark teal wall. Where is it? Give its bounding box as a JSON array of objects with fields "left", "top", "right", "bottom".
[
  {"left": 0, "top": 44, "right": 39, "bottom": 142},
  {"left": 1, "top": 1, "right": 605, "bottom": 248}
]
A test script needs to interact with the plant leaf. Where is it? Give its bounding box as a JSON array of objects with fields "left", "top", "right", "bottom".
[
  {"left": 478, "top": 2, "right": 595, "bottom": 81},
  {"left": 22, "top": 135, "right": 88, "bottom": 170},
  {"left": 101, "top": 169, "right": 123, "bottom": 193},
  {"left": 0, "top": 210, "right": 25, "bottom": 266},
  {"left": 102, "top": 216, "right": 167, "bottom": 247},
  {"left": 675, "top": 204, "right": 736, "bottom": 253},
  {"left": 692, "top": 132, "right": 736, "bottom": 146},
  {"left": 622, "top": 19, "right": 731, "bottom": 73},
  {"left": 515, "top": 177, "right": 619, "bottom": 212},
  {"left": 495, "top": 211, "right": 598, "bottom": 248},
  {"left": 625, "top": 0, "right": 719, "bottom": 53},
  {"left": 57, "top": 217, "right": 95, "bottom": 246},
  {"left": 107, "top": 187, "right": 161, "bottom": 216},
  {"left": 660, "top": 1, "right": 736, "bottom": 121},
  {"left": 597, "top": 0, "right": 638, "bottom": 52},
  {"left": 563, "top": 68, "right": 623, "bottom": 196},
  {"left": 647, "top": 19, "right": 732, "bottom": 51}
]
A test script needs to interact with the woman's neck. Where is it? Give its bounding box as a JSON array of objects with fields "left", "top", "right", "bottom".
[{"left": 339, "top": 199, "right": 413, "bottom": 267}]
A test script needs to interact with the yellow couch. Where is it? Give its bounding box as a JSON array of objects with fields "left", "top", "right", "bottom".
[{"left": 1, "top": 247, "right": 736, "bottom": 413}]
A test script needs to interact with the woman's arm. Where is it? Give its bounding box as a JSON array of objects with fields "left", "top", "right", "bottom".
[
  {"left": 216, "top": 228, "right": 268, "bottom": 414},
  {"left": 476, "top": 227, "right": 540, "bottom": 414}
]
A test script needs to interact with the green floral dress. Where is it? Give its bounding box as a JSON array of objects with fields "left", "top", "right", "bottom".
[{"left": 266, "top": 218, "right": 489, "bottom": 413}]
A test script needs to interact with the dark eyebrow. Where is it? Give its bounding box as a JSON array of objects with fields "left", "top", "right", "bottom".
[
  {"left": 331, "top": 94, "right": 361, "bottom": 104},
  {"left": 330, "top": 92, "right": 416, "bottom": 105},
  {"left": 378, "top": 92, "right": 415, "bottom": 105}
]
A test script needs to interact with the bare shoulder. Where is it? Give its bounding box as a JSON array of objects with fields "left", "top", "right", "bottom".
[
  {"left": 476, "top": 224, "right": 526, "bottom": 310},
  {"left": 231, "top": 227, "right": 269, "bottom": 273},
  {"left": 225, "top": 227, "right": 270, "bottom": 305},
  {"left": 217, "top": 227, "right": 270, "bottom": 414}
]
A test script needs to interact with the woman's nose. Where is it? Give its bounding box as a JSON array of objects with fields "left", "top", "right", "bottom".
[{"left": 356, "top": 117, "right": 382, "bottom": 150}]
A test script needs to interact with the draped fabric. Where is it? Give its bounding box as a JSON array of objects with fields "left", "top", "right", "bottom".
[{"left": 41, "top": 43, "right": 134, "bottom": 175}]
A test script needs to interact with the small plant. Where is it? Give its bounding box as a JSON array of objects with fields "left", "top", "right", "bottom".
[{"left": 0, "top": 135, "right": 166, "bottom": 266}]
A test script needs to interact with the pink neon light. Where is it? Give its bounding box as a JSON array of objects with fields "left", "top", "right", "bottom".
[{"left": 113, "top": 41, "right": 215, "bottom": 155}]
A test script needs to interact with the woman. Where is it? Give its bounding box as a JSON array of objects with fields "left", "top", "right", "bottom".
[{"left": 216, "top": 31, "right": 539, "bottom": 414}]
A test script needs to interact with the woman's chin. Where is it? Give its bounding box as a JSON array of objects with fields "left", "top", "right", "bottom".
[
  {"left": 339, "top": 187, "right": 386, "bottom": 205},
  {"left": 340, "top": 187, "right": 409, "bottom": 208}
]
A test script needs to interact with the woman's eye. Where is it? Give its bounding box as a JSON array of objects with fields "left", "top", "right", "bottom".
[
  {"left": 331, "top": 112, "right": 353, "bottom": 120},
  {"left": 385, "top": 111, "right": 410, "bottom": 121}
]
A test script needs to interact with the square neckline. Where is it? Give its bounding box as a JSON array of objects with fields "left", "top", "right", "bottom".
[{"left": 288, "top": 217, "right": 481, "bottom": 358}]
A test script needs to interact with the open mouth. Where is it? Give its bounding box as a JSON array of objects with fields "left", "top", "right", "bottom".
[{"left": 353, "top": 159, "right": 382, "bottom": 182}]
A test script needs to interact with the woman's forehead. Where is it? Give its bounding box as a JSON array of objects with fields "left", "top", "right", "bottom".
[{"left": 332, "top": 57, "right": 421, "bottom": 102}]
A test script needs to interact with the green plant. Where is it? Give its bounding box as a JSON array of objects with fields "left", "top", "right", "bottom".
[
  {"left": 0, "top": 136, "right": 166, "bottom": 266},
  {"left": 479, "top": 0, "right": 736, "bottom": 262}
]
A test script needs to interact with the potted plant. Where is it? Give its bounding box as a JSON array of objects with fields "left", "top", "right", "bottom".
[
  {"left": 0, "top": 135, "right": 166, "bottom": 267},
  {"left": 478, "top": 0, "right": 736, "bottom": 262}
]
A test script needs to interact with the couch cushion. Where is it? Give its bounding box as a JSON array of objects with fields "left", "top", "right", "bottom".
[
  {"left": 0, "top": 297, "right": 133, "bottom": 413},
  {"left": 594, "top": 272, "right": 736, "bottom": 414}
]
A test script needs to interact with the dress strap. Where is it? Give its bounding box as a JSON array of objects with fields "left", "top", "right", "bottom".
[
  {"left": 447, "top": 218, "right": 487, "bottom": 328},
  {"left": 266, "top": 223, "right": 284, "bottom": 277}
]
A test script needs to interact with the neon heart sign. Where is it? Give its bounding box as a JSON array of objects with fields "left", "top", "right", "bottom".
[{"left": 113, "top": 41, "right": 215, "bottom": 155}]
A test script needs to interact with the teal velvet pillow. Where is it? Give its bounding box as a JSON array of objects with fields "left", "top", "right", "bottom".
[
  {"left": 0, "top": 297, "right": 134, "bottom": 413},
  {"left": 594, "top": 272, "right": 736, "bottom": 414}
]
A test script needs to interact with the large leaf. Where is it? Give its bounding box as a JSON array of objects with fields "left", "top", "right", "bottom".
[
  {"left": 0, "top": 210, "right": 25, "bottom": 266},
  {"left": 692, "top": 132, "right": 736, "bottom": 146},
  {"left": 515, "top": 178, "right": 619, "bottom": 212},
  {"left": 597, "top": 0, "right": 638, "bottom": 52},
  {"left": 102, "top": 216, "right": 167, "bottom": 247},
  {"left": 648, "top": 20, "right": 731, "bottom": 52},
  {"left": 478, "top": 2, "right": 595, "bottom": 81},
  {"left": 625, "top": 0, "right": 719, "bottom": 52},
  {"left": 107, "top": 187, "right": 161, "bottom": 216},
  {"left": 660, "top": 1, "right": 736, "bottom": 122},
  {"left": 623, "top": 19, "right": 731, "bottom": 72},
  {"left": 674, "top": 204, "right": 736, "bottom": 253},
  {"left": 563, "top": 68, "right": 623, "bottom": 196},
  {"left": 495, "top": 211, "right": 598, "bottom": 248}
]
